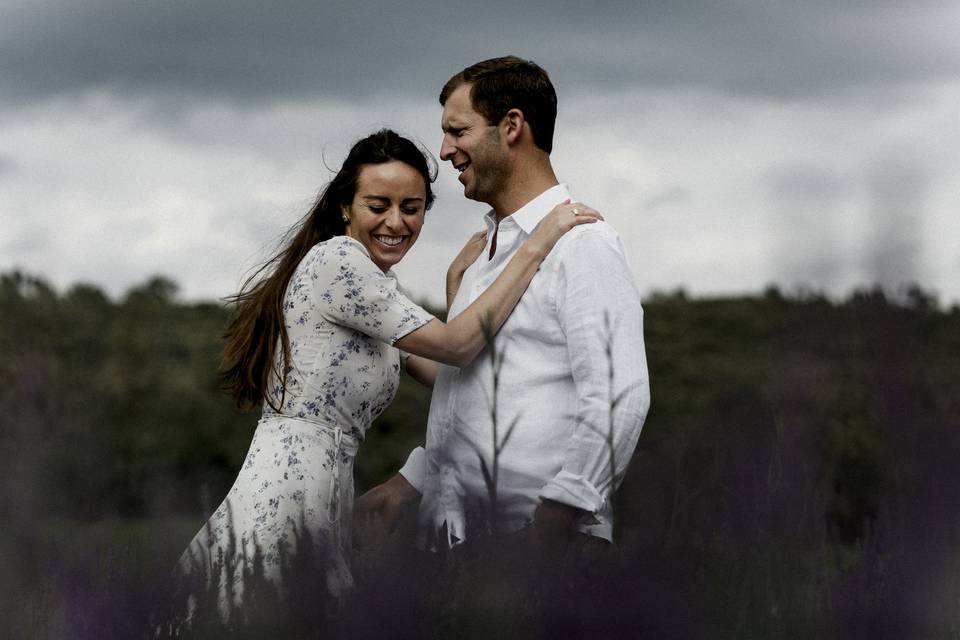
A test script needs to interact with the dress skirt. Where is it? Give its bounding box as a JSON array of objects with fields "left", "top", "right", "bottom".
[{"left": 177, "top": 414, "right": 360, "bottom": 618}]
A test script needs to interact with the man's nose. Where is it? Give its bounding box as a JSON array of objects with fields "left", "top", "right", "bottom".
[{"left": 439, "top": 135, "right": 455, "bottom": 161}]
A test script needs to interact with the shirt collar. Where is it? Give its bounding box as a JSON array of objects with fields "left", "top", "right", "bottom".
[{"left": 483, "top": 184, "right": 572, "bottom": 235}]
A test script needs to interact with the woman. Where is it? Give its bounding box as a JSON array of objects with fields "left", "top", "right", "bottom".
[{"left": 176, "top": 129, "right": 599, "bottom": 616}]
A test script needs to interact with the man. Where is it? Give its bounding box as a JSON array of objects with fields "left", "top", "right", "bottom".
[{"left": 357, "top": 56, "right": 649, "bottom": 550}]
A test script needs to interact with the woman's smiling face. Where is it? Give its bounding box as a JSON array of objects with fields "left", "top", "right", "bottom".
[{"left": 342, "top": 160, "right": 427, "bottom": 272}]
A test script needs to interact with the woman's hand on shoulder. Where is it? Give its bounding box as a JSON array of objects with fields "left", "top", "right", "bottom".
[{"left": 528, "top": 200, "right": 603, "bottom": 257}]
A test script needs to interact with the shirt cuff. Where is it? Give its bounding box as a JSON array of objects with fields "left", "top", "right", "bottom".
[
  {"left": 538, "top": 470, "right": 605, "bottom": 514},
  {"left": 398, "top": 446, "right": 426, "bottom": 494}
]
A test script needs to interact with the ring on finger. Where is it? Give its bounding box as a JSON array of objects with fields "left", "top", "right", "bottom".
[{"left": 572, "top": 207, "right": 580, "bottom": 215}]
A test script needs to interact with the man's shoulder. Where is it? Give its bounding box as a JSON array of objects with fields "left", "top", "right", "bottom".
[
  {"left": 553, "top": 220, "right": 624, "bottom": 257},
  {"left": 550, "top": 220, "right": 641, "bottom": 300}
]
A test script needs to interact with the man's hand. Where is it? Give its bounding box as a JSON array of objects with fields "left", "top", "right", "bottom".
[
  {"left": 353, "top": 473, "right": 421, "bottom": 544},
  {"left": 532, "top": 499, "right": 586, "bottom": 547}
]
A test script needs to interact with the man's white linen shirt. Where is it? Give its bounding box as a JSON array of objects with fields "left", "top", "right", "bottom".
[{"left": 400, "top": 184, "right": 650, "bottom": 545}]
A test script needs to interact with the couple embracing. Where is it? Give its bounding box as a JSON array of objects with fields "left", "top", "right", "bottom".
[{"left": 178, "top": 56, "right": 650, "bottom": 617}]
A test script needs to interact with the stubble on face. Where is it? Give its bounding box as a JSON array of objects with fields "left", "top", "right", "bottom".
[{"left": 464, "top": 125, "right": 509, "bottom": 205}]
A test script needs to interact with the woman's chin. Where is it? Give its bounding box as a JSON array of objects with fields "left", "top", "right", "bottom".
[
  {"left": 374, "top": 244, "right": 416, "bottom": 271},
  {"left": 373, "top": 251, "right": 406, "bottom": 272}
]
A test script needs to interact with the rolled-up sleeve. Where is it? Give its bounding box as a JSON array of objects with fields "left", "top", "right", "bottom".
[
  {"left": 538, "top": 226, "right": 650, "bottom": 513},
  {"left": 312, "top": 237, "right": 434, "bottom": 344},
  {"left": 398, "top": 446, "right": 427, "bottom": 493}
]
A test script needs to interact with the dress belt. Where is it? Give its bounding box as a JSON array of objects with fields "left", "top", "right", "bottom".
[{"left": 259, "top": 411, "right": 360, "bottom": 524}]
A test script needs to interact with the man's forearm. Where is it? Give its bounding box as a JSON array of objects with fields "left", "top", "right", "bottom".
[{"left": 534, "top": 498, "right": 586, "bottom": 529}]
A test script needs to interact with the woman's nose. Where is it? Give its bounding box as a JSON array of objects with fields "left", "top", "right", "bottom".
[{"left": 383, "top": 207, "right": 403, "bottom": 230}]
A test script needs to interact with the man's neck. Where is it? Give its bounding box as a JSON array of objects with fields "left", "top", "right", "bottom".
[{"left": 491, "top": 161, "right": 559, "bottom": 224}]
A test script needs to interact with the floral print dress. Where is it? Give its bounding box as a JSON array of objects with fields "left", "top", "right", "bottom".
[{"left": 178, "top": 236, "right": 433, "bottom": 613}]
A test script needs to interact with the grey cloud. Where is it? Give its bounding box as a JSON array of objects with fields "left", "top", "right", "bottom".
[
  {"left": 864, "top": 154, "right": 929, "bottom": 287},
  {"left": 2, "top": 0, "right": 957, "bottom": 109},
  {"left": 0, "top": 154, "right": 18, "bottom": 178},
  {"left": 1, "top": 227, "right": 47, "bottom": 256},
  {"left": 764, "top": 162, "right": 851, "bottom": 290},
  {"left": 211, "top": 206, "right": 300, "bottom": 253},
  {"left": 764, "top": 152, "right": 933, "bottom": 292},
  {"left": 764, "top": 163, "right": 849, "bottom": 204},
  {"left": 1, "top": 0, "right": 459, "bottom": 105}
]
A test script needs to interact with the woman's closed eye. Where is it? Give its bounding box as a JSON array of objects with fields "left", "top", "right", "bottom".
[{"left": 365, "top": 204, "right": 419, "bottom": 215}]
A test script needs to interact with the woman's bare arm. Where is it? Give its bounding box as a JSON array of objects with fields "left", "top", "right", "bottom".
[
  {"left": 446, "top": 230, "right": 487, "bottom": 310},
  {"left": 405, "top": 354, "right": 439, "bottom": 388},
  {"left": 395, "top": 201, "right": 601, "bottom": 367}
]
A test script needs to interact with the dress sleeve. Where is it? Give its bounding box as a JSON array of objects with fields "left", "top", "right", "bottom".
[{"left": 311, "top": 237, "right": 435, "bottom": 344}]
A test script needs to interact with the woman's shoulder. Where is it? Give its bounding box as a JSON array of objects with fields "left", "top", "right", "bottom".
[{"left": 301, "top": 235, "right": 372, "bottom": 273}]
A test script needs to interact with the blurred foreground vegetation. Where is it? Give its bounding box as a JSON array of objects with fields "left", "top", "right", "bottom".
[{"left": 1, "top": 270, "right": 959, "bottom": 638}]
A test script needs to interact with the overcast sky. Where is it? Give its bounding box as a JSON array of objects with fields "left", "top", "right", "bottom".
[{"left": 2, "top": 0, "right": 958, "bottom": 305}]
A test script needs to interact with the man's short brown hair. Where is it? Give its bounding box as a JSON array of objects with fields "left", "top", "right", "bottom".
[{"left": 439, "top": 56, "right": 557, "bottom": 154}]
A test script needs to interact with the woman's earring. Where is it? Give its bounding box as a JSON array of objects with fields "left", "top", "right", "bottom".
[{"left": 342, "top": 214, "right": 350, "bottom": 224}]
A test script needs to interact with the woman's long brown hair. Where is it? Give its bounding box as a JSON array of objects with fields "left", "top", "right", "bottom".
[{"left": 219, "top": 129, "right": 436, "bottom": 412}]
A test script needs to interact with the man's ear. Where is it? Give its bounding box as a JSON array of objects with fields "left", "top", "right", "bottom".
[{"left": 501, "top": 108, "right": 525, "bottom": 146}]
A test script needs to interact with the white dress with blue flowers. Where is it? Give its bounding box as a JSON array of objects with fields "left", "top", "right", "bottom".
[{"left": 178, "top": 236, "right": 433, "bottom": 612}]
